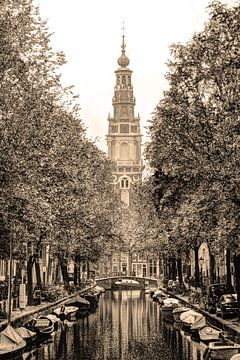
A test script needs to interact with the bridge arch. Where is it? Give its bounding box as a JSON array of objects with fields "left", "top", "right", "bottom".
[{"left": 95, "top": 276, "right": 158, "bottom": 290}]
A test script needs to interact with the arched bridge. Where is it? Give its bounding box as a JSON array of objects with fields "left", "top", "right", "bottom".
[{"left": 95, "top": 276, "right": 158, "bottom": 290}]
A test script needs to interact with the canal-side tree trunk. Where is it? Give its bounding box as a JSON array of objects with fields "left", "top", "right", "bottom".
[
  {"left": 59, "top": 255, "right": 70, "bottom": 289},
  {"left": 162, "top": 258, "right": 169, "bottom": 287},
  {"left": 34, "top": 255, "right": 42, "bottom": 289},
  {"left": 233, "top": 254, "right": 240, "bottom": 310},
  {"left": 177, "top": 256, "right": 183, "bottom": 285},
  {"left": 226, "top": 248, "right": 233, "bottom": 292},
  {"left": 27, "top": 255, "right": 35, "bottom": 305},
  {"left": 74, "top": 254, "right": 81, "bottom": 286},
  {"left": 209, "top": 253, "right": 216, "bottom": 284},
  {"left": 172, "top": 258, "right": 177, "bottom": 280},
  {"left": 194, "top": 247, "right": 200, "bottom": 288},
  {"left": 86, "top": 260, "right": 90, "bottom": 279}
]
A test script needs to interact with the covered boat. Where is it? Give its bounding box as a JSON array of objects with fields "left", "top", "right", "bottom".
[
  {"left": 0, "top": 324, "right": 26, "bottom": 359},
  {"left": 161, "top": 298, "right": 179, "bottom": 320},
  {"left": 172, "top": 306, "right": 190, "bottom": 323},
  {"left": 203, "top": 340, "right": 240, "bottom": 360},
  {"left": 180, "top": 309, "right": 203, "bottom": 332},
  {"left": 15, "top": 326, "right": 37, "bottom": 345},
  {"left": 26, "top": 316, "right": 55, "bottom": 337},
  {"left": 53, "top": 305, "right": 80, "bottom": 320},
  {"left": 94, "top": 285, "right": 105, "bottom": 293},
  {"left": 198, "top": 326, "right": 221, "bottom": 343},
  {"left": 67, "top": 295, "right": 90, "bottom": 309},
  {"left": 67, "top": 295, "right": 91, "bottom": 316},
  {"left": 152, "top": 289, "right": 168, "bottom": 304},
  {"left": 82, "top": 293, "right": 99, "bottom": 310}
]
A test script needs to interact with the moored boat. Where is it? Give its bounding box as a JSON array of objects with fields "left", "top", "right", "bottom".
[
  {"left": 82, "top": 293, "right": 99, "bottom": 310},
  {"left": 172, "top": 306, "right": 190, "bottom": 323},
  {"left": 161, "top": 298, "right": 179, "bottom": 321},
  {"left": 94, "top": 285, "right": 105, "bottom": 293},
  {"left": 0, "top": 324, "right": 26, "bottom": 359},
  {"left": 53, "top": 305, "right": 79, "bottom": 321},
  {"left": 152, "top": 289, "right": 169, "bottom": 305},
  {"left": 180, "top": 309, "right": 203, "bottom": 332},
  {"left": 67, "top": 295, "right": 91, "bottom": 316},
  {"left": 45, "top": 314, "right": 61, "bottom": 330},
  {"left": 198, "top": 326, "right": 222, "bottom": 343},
  {"left": 25, "top": 316, "right": 55, "bottom": 337},
  {"left": 15, "top": 326, "right": 37, "bottom": 345},
  {"left": 203, "top": 340, "right": 240, "bottom": 360}
]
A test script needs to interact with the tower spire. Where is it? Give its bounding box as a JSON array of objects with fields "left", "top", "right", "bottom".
[
  {"left": 118, "top": 22, "right": 129, "bottom": 68},
  {"left": 121, "top": 21, "right": 126, "bottom": 53}
]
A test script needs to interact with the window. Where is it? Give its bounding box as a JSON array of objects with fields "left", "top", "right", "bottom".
[
  {"left": 149, "top": 259, "right": 157, "bottom": 277},
  {"left": 143, "top": 264, "right": 147, "bottom": 277},
  {"left": 120, "top": 142, "right": 129, "bottom": 159},
  {"left": 120, "top": 124, "right": 129, "bottom": 133}
]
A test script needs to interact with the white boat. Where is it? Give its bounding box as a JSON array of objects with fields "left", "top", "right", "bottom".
[
  {"left": 199, "top": 326, "right": 221, "bottom": 343},
  {"left": 0, "top": 324, "right": 26, "bottom": 359},
  {"left": 15, "top": 326, "right": 37, "bottom": 344},
  {"left": 94, "top": 285, "right": 105, "bottom": 293},
  {"left": 180, "top": 309, "right": 203, "bottom": 332},
  {"left": 53, "top": 305, "right": 79, "bottom": 320},
  {"left": 152, "top": 289, "right": 169, "bottom": 304},
  {"left": 203, "top": 341, "right": 240, "bottom": 360},
  {"left": 161, "top": 298, "right": 179, "bottom": 319},
  {"left": 230, "top": 355, "right": 240, "bottom": 360},
  {"left": 172, "top": 306, "right": 190, "bottom": 323}
]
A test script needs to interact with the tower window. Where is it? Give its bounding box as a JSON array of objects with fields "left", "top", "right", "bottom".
[
  {"left": 120, "top": 124, "right": 129, "bottom": 133},
  {"left": 120, "top": 142, "right": 129, "bottom": 159}
]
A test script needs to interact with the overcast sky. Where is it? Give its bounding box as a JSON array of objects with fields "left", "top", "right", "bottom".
[{"left": 37, "top": 0, "right": 235, "bottom": 153}]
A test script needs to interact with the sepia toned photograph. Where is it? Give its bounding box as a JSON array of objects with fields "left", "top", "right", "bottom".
[{"left": 0, "top": 0, "right": 239, "bottom": 359}]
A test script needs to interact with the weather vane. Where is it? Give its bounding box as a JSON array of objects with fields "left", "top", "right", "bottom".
[{"left": 122, "top": 21, "right": 125, "bottom": 37}]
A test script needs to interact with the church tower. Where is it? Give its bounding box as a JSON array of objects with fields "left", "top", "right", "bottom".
[{"left": 107, "top": 34, "right": 143, "bottom": 206}]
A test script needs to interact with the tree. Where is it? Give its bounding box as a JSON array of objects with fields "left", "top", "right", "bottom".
[
  {"left": 145, "top": 1, "right": 239, "bottom": 292},
  {"left": 0, "top": 0, "right": 120, "bottom": 303}
]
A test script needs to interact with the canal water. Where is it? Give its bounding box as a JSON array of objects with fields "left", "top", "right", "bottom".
[{"left": 23, "top": 290, "right": 207, "bottom": 360}]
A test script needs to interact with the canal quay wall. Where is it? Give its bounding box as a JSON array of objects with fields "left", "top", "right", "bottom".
[
  {"left": 162, "top": 288, "right": 240, "bottom": 343},
  {"left": 0, "top": 285, "right": 93, "bottom": 331}
]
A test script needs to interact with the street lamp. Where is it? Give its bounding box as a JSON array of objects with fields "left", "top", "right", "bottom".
[{"left": 199, "top": 257, "right": 204, "bottom": 287}]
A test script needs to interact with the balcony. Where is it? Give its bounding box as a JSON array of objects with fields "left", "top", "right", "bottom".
[{"left": 116, "top": 160, "right": 135, "bottom": 166}]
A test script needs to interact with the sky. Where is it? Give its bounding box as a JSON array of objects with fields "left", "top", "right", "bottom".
[{"left": 37, "top": 0, "right": 235, "bottom": 153}]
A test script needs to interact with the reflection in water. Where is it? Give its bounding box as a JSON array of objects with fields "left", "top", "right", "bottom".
[{"left": 23, "top": 290, "right": 207, "bottom": 360}]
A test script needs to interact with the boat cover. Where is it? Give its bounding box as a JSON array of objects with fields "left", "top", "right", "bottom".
[
  {"left": 172, "top": 306, "right": 189, "bottom": 314},
  {"left": 163, "top": 298, "right": 179, "bottom": 306},
  {"left": 199, "top": 326, "right": 221, "bottom": 337},
  {"left": 191, "top": 314, "right": 207, "bottom": 330},
  {"left": 1, "top": 325, "right": 23, "bottom": 344},
  {"left": 180, "top": 309, "right": 202, "bottom": 325},
  {"left": 65, "top": 295, "right": 90, "bottom": 306},
  {"left": 0, "top": 325, "right": 26, "bottom": 354},
  {"left": 15, "top": 327, "right": 36, "bottom": 339},
  {"left": 54, "top": 305, "right": 79, "bottom": 315}
]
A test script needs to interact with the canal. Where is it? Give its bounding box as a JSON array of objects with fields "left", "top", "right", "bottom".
[{"left": 23, "top": 290, "right": 207, "bottom": 360}]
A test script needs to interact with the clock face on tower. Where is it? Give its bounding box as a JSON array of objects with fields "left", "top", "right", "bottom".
[{"left": 133, "top": 175, "right": 139, "bottom": 182}]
